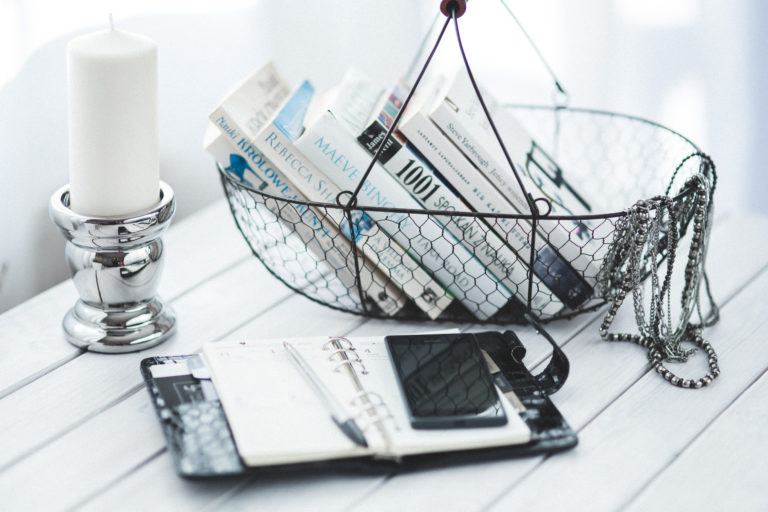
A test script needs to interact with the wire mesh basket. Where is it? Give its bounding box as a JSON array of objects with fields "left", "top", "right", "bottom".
[
  {"left": 219, "top": 105, "right": 713, "bottom": 324},
  {"left": 212, "top": 1, "right": 722, "bottom": 388}
]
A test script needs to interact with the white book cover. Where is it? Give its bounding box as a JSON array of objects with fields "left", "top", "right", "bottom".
[
  {"left": 248, "top": 79, "right": 453, "bottom": 319},
  {"left": 433, "top": 75, "right": 610, "bottom": 283},
  {"left": 385, "top": 74, "right": 593, "bottom": 308},
  {"left": 204, "top": 124, "right": 368, "bottom": 312},
  {"left": 208, "top": 126, "right": 410, "bottom": 318},
  {"left": 296, "top": 110, "right": 514, "bottom": 320},
  {"left": 400, "top": 112, "right": 593, "bottom": 309},
  {"left": 208, "top": 60, "right": 292, "bottom": 142},
  {"left": 371, "top": 138, "right": 563, "bottom": 316},
  {"left": 309, "top": 69, "right": 549, "bottom": 319},
  {"left": 356, "top": 90, "right": 564, "bottom": 316},
  {"left": 206, "top": 64, "right": 409, "bottom": 316}
]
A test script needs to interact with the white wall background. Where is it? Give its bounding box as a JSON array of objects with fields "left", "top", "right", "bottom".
[{"left": 0, "top": 0, "right": 764, "bottom": 313}]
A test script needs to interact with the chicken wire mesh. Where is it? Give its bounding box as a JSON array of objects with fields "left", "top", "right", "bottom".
[{"left": 219, "top": 106, "right": 713, "bottom": 325}]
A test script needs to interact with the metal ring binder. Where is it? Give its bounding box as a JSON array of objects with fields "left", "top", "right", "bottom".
[
  {"left": 322, "top": 336, "right": 355, "bottom": 351},
  {"left": 332, "top": 359, "right": 368, "bottom": 375},
  {"left": 323, "top": 338, "right": 398, "bottom": 444},
  {"left": 325, "top": 337, "right": 368, "bottom": 373},
  {"left": 327, "top": 349, "right": 368, "bottom": 375},
  {"left": 326, "top": 348, "right": 360, "bottom": 361},
  {"left": 356, "top": 413, "right": 398, "bottom": 434},
  {"left": 351, "top": 391, "right": 398, "bottom": 433},
  {"left": 350, "top": 389, "right": 384, "bottom": 407}
]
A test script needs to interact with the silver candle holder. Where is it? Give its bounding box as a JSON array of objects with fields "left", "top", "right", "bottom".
[{"left": 49, "top": 182, "right": 177, "bottom": 353}]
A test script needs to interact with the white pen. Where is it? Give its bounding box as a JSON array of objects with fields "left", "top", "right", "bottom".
[{"left": 283, "top": 341, "right": 368, "bottom": 448}]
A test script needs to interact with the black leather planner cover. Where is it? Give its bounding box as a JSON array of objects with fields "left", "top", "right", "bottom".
[{"left": 140, "top": 330, "right": 577, "bottom": 478}]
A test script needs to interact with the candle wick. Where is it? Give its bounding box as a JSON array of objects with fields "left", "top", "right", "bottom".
[{"left": 109, "top": 13, "right": 115, "bottom": 31}]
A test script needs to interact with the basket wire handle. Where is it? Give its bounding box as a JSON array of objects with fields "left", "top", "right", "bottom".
[
  {"left": 346, "top": 11, "right": 452, "bottom": 206},
  {"left": 499, "top": 0, "right": 569, "bottom": 107},
  {"left": 450, "top": 10, "right": 536, "bottom": 218},
  {"left": 347, "top": 1, "right": 554, "bottom": 313},
  {"left": 404, "top": 9, "right": 443, "bottom": 82},
  {"left": 497, "top": 1, "right": 569, "bottom": 156},
  {"left": 441, "top": 0, "right": 467, "bottom": 18},
  {"left": 450, "top": 7, "right": 545, "bottom": 311}
]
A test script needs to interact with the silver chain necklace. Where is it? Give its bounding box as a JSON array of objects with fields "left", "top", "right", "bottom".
[{"left": 596, "top": 162, "right": 719, "bottom": 389}]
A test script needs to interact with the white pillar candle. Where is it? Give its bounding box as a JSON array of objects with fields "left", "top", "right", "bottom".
[{"left": 67, "top": 23, "right": 159, "bottom": 217}]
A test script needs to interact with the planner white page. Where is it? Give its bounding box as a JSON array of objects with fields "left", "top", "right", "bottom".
[
  {"left": 202, "top": 337, "right": 373, "bottom": 466},
  {"left": 203, "top": 334, "right": 531, "bottom": 466}
]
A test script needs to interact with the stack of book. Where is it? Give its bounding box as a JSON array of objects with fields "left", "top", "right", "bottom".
[{"left": 205, "top": 61, "right": 606, "bottom": 321}]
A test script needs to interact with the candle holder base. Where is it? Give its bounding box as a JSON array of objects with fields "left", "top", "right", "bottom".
[
  {"left": 50, "top": 182, "right": 177, "bottom": 354},
  {"left": 63, "top": 298, "right": 176, "bottom": 353}
]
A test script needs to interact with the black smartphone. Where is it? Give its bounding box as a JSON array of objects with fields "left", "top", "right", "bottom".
[{"left": 384, "top": 333, "right": 507, "bottom": 429}]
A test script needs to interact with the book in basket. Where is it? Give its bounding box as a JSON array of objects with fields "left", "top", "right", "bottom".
[
  {"left": 357, "top": 79, "right": 565, "bottom": 317},
  {"left": 221, "top": 66, "right": 454, "bottom": 319},
  {"left": 205, "top": 124, "right": 387, "bottom": 313},
  {"left": 206, "top": 63, "right": 408, "bottom": 317},
  {"left": 430, "top": 74, "right": 610, "bottom": 284},
  {"left": 396, "top": 75, "right": 593, "bottom": 309},
  {"left": 294, "top": 71, "right": 516, "bottom": 320}
]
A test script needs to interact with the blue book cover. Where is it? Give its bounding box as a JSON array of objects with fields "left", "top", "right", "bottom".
[
  {"left": 267, "top": 81, "right": 388, "bottom": 244},
  {"left": 273, "top": 80, "right": 315, "bottom": 141}
]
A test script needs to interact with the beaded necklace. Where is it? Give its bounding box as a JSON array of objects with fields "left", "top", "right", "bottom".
[{"left": 596, "top": 154, "right": 719, "bottom": 388}]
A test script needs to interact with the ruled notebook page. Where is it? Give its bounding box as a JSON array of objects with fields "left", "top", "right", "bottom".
[{"left": 202, "top": 338, "right": 373, "bottom": 467}]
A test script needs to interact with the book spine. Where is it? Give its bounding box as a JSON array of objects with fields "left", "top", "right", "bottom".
[
  {"left": 297, "top": 112, "right": 515, "bottom": 320},
  {"left": 208, "top": 62, "right": 291, "bottom": 145},
  {"left": 253, "top": 122, "right": 453, "bottom": 319},
  {"left": 205, "top": 127, "right": 405, "bottom": 316},
  {"left": 431, "top": 101, "right": 531, "bottom": 208},
  {"left": 209, "top": 73, "right": 452, "bottom": 317},
  {"left": 358, "top": 119, "right": 564, "bottom": 317},
  {"left": 431, "top": 100, "right": 606, "bottom": 283},
  {"left": 400, "top": 113, "right": 592, "bottom": 309}
]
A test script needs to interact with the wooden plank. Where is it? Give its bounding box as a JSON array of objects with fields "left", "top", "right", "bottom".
[
  {"left": 486, "top": 268, "right": 768, "bottom": 511},
  {"left": 78, "top": 312, "right": 457, "bottom": 511},
  {"left": 340, "top": 214, "right": 768, "bottom": 512},
  {"left": 5, "top": 212, "right": 762, "bottom": 512},
  {"left": 0, "top": 391, "right": 166, "bottom": 511},
  {"left": 206, "top": 300, "right": 605, "bottom": 510},
  {"left": 626, "top": 368, "right": 768, "bottom": 511},
  {"left": 0, "top": 280, "right": 78, "bottom": 396},
  {"left": 0, "top": 256, "right": 290, "bottom": 473},
  {"left": 197, "top": 474, "right": 386, "bottom": 512},
  {"left": 80, "top": 452, "right": 385, "bottom": 512},
  {"left": 155, "top": 199, "right": 251, "bottom": 299},
  {"left": 84, "top": 213, "right": 763, "bottom": 512},
  {"left": 0, "top": 293, "right": 367, "bottom": 511},
  {"left": 79, "top": 454, "right": 249, "bottom": 512},
  {"left": 0, "top": 199, "right": 250, "bottom": 397},
  {"left": 211, "top": 292, "right": 371, "bottom": 342},
  {"left": 84, "top": 453, "right": 384, "bottom": 512}
]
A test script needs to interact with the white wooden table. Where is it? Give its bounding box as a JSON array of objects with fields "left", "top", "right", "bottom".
[{"left": 1, "top": 199, "right": 766, "bottom": 511}]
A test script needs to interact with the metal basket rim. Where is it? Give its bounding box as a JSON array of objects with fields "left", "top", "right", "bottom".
[
  {"left": 218, "top": 105, "right": 703, "bottom": 220},
  {"left": 504, "top": 104, "right": 701, "bottom": 152}
]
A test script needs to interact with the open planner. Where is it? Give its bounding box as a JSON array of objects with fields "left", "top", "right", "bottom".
[{"left": 141, "top": 330, "right": 577, "bottom": 478}]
